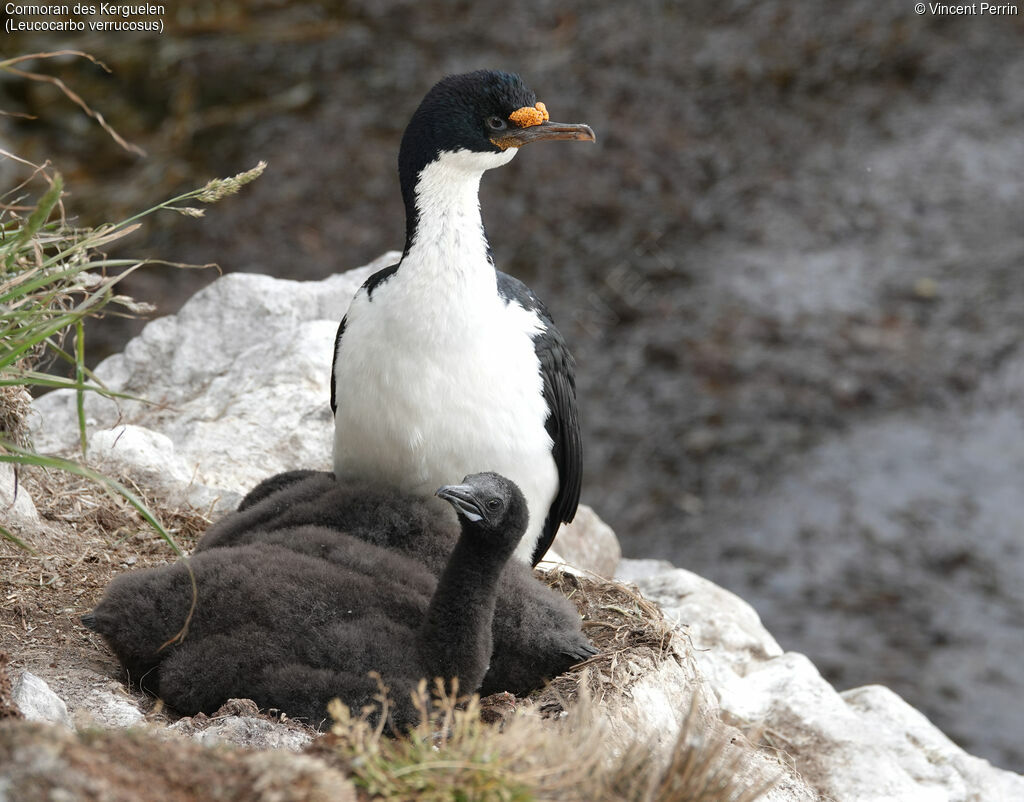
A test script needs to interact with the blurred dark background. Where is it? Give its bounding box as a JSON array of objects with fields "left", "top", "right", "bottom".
[{"left": 3, "top": 0, "right": 1023, "bottom": 771}]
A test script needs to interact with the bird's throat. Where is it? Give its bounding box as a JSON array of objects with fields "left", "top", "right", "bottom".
[
  {"left": 402, "top": 149, "right": 516, "bottom": 280},
  {"left": 407, "top": 162, "right": 488, "bottom": 263}
]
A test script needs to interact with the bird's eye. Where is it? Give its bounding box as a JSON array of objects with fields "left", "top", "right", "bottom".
[
  {"left": 486, "top": 115, "right": 507, "bottom": 131},
  {"left": 486, "top": 498, "right": 502, "bottom": 511}
]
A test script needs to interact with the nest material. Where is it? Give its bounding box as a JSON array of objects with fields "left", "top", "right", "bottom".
[
  {"left": 532, "top": 566, "right": 681, "bottom": 714},
  {"left": 0, "top": 386, "right": 33, "bottom": 450},
  {"left": 17, "top": 464, "right": 210, "bottom": 551}
]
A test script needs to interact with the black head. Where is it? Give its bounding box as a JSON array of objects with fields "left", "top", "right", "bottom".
[
  {"left": 398, "top": 71, "right": 595, "bottom": 219},
  {"left": 435, "top": 472, "right": 529, "bottom": 546}
]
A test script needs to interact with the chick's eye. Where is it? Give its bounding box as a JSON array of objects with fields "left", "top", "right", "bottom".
[
  {"left": 487, "top": 498, "right": 502, "bottom": 511},
  {"left": 486, "top": 115, "right": 507, "bottom": 131}
]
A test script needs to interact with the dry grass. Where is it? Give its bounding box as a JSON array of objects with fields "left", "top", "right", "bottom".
[
  {"left": 20, "top": 464, "right": 210, "bottom": 550},
  {"left": 0, "top": 387, "right": 32, "bottom": 450},
  {"left": 316, "top": 678, "right": 778, "bottom": 802},
  {"left": 534, "top": 566, "right": 678, "bottom": 713},
  {"left": 1, "top": 463, "right": 210, "bottom": 567}
]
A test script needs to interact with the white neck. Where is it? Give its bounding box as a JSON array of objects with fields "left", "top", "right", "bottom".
[{"left": 404, "top": 149, "right": 517, "bottom": 283}]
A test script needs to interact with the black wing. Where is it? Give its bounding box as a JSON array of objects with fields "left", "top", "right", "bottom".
[
  {"left": 497, "top": 271, "right": 582, "bottom": 566},
  {"left": 330, "top": 315, "right": 346, "bottom": 415},
  {"left": 330, "top": 263, "right": 400, "bottom": 415}
]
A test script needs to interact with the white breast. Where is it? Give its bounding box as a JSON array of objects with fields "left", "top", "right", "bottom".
[{"left": 332, "top": 149, "right": 558, "bottom": 562}]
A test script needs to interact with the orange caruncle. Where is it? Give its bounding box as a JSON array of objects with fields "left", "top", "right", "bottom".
[{"left": 509, "top": 102, "right": 550, "bottom": 128}]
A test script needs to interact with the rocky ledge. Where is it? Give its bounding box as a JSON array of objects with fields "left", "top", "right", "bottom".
[{"left": 6, "top": 255, "right": 1022, "bottom": 801}]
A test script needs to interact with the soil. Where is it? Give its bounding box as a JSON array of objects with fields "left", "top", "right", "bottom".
[
  {"left": 0, "top": 467, "right": 209, "bottom": 724},
  {"left": 4, "top": 0, "right": 1024, "bottom": 770}
]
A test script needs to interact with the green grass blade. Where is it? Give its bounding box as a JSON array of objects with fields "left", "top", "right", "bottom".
[
  {"left": 0, "top": 256, "right": 146, "bottom": 308},
  {"left": 74, "top": 319, "right": 87, "bottom": 456},
  {"left": 0, "top": 264, "right": 89, "bottom": 306},
  {"left": 0, "top": 373, "right": 140, "bottom": 402},
  {"left": 0, "top": 288, "right": 112, "bottom": 370},
  {"left": 3, "top": 173, "right": 62, "bottom": 270}
]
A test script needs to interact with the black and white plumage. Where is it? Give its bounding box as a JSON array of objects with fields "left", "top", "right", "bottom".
[
  {"left": 82, "top": 473, "right": 539, "bottom": 732},
  {"left": 331, "top": 70, "right": 593, "bottom": 566}
]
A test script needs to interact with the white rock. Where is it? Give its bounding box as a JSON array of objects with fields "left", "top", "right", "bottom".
[
  {"left": 169, "top": 715, "right": 313, "bottom": 752},
  {"left": 0, "top": 462, "right": 40, "bottom": 530},
  {"left": 552, "top": 504, "right": 621, "bottom": 577},
  {"left": 630, "top": 567, "right": 783, "bottom": 686},
  {"left": 12, "top": 671, "right": 73, "bottom": 729},
  {"left": 843, "top": 685, "right": 1024, "bottom": 802},
  {"left": 717, "top": 652, "right": 1024, "bottom": 802},
  {"left": 32, "top": 254, "right": 397, "bottom": 507},
  {"left": 615, "top": 556, "right": 677, "bottom": 583},
  {"left": 76, "top": 688, "right": 145, "bottom": 729},
  {"left": 89, "top": 425, "right": 232, "bottom": 512},
  {"left": 631, "top": 567, "right": 1024, "bottom": 800}
]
